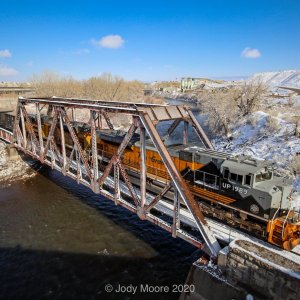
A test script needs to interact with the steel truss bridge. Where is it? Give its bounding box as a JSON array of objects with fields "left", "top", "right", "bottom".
[{"left": 0, "top": 96, "right": 248, "bottom": 259}]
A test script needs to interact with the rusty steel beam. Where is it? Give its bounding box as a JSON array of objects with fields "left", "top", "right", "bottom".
[
  {"left": 100, "top": 110, "right": 114, "bottom": 130},
  {"left": 118, "top": 161, "right": 140, "bottom": 207},
  {"left": 59, "top": 113, "right": 67, "bottom": 174},
  {"left": 90, "top": 111, "right": 99, "bottom": 192},
  {"left": 41, "top": 109, "right": 59, "bottom": 162},
  {"left": 36, "top": 103, "right": 44, "bottom": 152},
  {"left": 162, "top": 119, "right": 181, "bottom": 142},
  {"left": 114, "top": 163, "right": 120, "bottom": 204},
  {"left": 13, "top": 102, "right": 22, "bottom": 146},
  {"left": 172, "top": 188, "right": 180, "bottom": 238},
  {"left": 21, "top": 106, "right": 41, "bottom": 154},
  {"left": 139, "top": 123, "right": 146, "bottom": 207},
  {"left": 144, "top": 182, "right": 172, "bottom": 212},
  {"left": 183, "top": 121, "right": 188, "bottom": 145},
  {"left": 186, "top": 108, "right": 214, "bottom": 149},
  {"left": 50, "top": 96, "right": 168, "bottom": 108},
  {"left": 59, "top": 108, "right": 92, "bottom": 180},
  {"left": 20, "top": 106, "right": 27, "bottom": 149}
]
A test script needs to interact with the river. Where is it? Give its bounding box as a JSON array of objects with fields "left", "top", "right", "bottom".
[{"left": 0, "top": 99, "right": 243, "bottom": 300}]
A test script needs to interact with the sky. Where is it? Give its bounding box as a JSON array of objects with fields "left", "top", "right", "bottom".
[{"left": 0, "top": 0, "right": 300, "bottom": 82}]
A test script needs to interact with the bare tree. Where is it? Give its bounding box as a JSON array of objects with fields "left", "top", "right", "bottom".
[
  {"left": 30, "top": 71, "right": 163, "bottom": 104},
  {"left": 292, "top": 116, "right": 300, "bottom": 137},
  {"left": 233, "top": 81, "right": 268, "bottom": 116},
  {"left": 200, "top": 89, "right": 238, "bottom": 138}
]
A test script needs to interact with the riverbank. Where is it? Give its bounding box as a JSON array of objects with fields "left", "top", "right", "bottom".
[{"left": 0, "top": 142, "right": 36, "bottom": 185}]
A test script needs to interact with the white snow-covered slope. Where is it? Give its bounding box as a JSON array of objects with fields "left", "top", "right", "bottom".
[
  {"left": 213, "top": 111, "right": 300, "bottom": 191},
  {"left": 249, "top": 70, "right": 300, "bottom": 88}
]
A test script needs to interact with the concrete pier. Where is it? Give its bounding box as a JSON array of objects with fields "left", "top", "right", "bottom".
[
  {"left": 217, "top": 239, "right": 300, "bottom": 299},
  {"left": 180, "top": 261, "right": 247, "bottom": 300},
  {"left": 6, "top": 144, "right": 19, "bottom": 161}
]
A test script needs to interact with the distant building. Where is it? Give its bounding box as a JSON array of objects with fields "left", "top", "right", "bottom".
[{"left": 180, "top": 77, "right": 207, "bottom": 91}]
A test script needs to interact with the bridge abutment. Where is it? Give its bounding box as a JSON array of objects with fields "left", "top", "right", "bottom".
[{"left": 6, "top": 144, "right": 19, "bottom": 161}]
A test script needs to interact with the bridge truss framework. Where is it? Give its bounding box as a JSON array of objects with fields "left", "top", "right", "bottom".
[{"left": 12, "top": 96, "right": 221, "bottom": 258}]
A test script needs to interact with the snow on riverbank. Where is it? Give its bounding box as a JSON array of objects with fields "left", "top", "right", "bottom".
[
  {"left": 0, "top": 142, "right": 37, "bottom": 186},
  {"left": 211, "top": 111, "right": 300, "bottom": 192}
]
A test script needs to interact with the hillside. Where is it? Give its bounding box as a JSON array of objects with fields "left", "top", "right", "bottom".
[{"left": 249, "top": 70, "right": 300, "bottom": 88}]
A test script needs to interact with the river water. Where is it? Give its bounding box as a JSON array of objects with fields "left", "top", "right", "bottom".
[{"left": 0, "top": 99, "right": 243, "bottom": 300}]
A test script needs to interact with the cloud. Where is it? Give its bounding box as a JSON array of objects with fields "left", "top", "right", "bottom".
[
  {"left": 0, "top": 49, "right": 12, "bottom": 58},
  {"left": 0, "top": 66, "right": 18, "bottom": 76},
  {"left": 91, "top": 34, "right": 124, "bottom": 49},
  {"left": 241, "top": 47, "right": 261, "bottom": 58}
]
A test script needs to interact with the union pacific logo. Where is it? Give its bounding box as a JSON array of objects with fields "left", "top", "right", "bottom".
[{"left": 150, "top": 156, "right": 164, "bottom": 165}]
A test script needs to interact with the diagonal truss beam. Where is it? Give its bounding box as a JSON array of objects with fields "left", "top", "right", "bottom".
[{"left": 186, "top": 108, "right": 214, "bottom": 149}]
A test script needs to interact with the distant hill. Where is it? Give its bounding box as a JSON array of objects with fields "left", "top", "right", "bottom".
[{"left": 249, "top": 70, "right": 300, "bottom": 88}]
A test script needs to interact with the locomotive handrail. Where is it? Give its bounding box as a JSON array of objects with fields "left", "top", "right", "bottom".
[
  {"left": 282, "top": 205, "right": 293, "bottom": 239},
  {"left": 193, "top": 170, "right": 219, "bottom": 190},
  {"left": 0, "top": 127, "right": 13, "bottom": 134}
]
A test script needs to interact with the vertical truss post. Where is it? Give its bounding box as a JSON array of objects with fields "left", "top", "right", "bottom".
[
  {"left": 97, "top": 112, "right": 102, "bottom": 129},
  {"left": 139, "top": 122, "right": 146, "bottom": 208},
  {"left": 172, "top": 187, "right": 180, "bottom": 238},
  {"left": 47, "top": 105, "right": 53, "bottom": 116},
  {"left": 36, "top": 103, "right": 44, "bottom": 153},
  {"left": 72, "top": 108, "right": 76, "bottom": 121},
  {"left": 114, "top": 163, "right": 120, "bottom": 204},
  {"left": 75, "top": 146, "right": 82, "bottom": 184},
  {"left": 59, "top": 112, "right": 67, "bottom": 175},
  {"left": 90, "top": 110, "right": 99, "bottom": 193},
  {"left": 13, "top": 101, "right": 22, "bottom": 146},
  {"left": 20, "top": 106, "right": 27, "bottom": 149},
  {"left": 50, "top": 138, "right": 55, "bottom": 168},
  {"left": 183, "top": 121, "right": 188, "bottom": 145}
]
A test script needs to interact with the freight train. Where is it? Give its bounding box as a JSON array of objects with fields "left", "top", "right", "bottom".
[{"left": 0, "top": 110, "right": 299, "bottom": 251}]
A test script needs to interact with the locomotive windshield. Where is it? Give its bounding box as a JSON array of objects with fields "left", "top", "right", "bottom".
[{"left": 255, "top": 170, "right": 272, "bottom": 182}]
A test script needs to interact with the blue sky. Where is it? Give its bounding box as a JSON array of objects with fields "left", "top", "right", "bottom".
[{"left": 0, "top": 0, "right": 299, "bottom": 82}]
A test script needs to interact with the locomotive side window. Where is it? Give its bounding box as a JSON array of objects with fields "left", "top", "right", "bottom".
[
  {"left": 256, "top": 171, "right": 272, "bottom": 182},
  {"left": 237, "top": 175, "right": 243, "bottom": 184},
  {"left": 245, "top": 175, "right": 252, "bottom": 186},
  {"left": 224, "top": 168, "right": 229, "bottom": 179},
  {"left": 230, "top": 173, "right": 237, "bottom": 181},
  {"left": 230, "top": 172, "right": 243, "bottom": 184}
]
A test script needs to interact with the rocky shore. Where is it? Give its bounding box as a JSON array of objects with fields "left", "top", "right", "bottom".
[{"left": 0, "top": 142, "right": 37, "bottom": 185}]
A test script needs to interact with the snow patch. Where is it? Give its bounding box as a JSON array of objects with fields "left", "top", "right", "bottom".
[
  {"left": 249, "top": 70, "right": 300, "bottom": 88},
  {"left": 0, "top": 142, "right": 37, "bottom": 185},
  {"left": 212, "top": 111, "right": 300, "bottom": 190}
]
